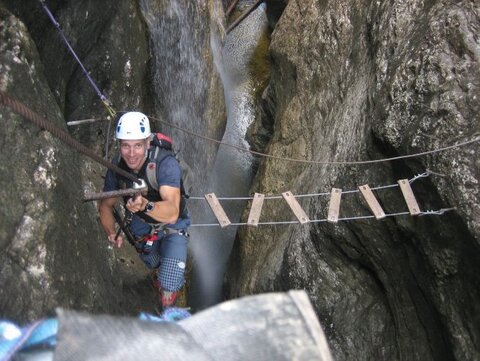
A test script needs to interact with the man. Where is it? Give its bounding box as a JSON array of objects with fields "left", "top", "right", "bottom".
[{"left": 98, "top": 111, "right": 190, "bottom": 308}]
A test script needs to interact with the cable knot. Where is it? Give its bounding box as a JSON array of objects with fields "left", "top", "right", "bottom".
[
  {"left": 420, "top": 208, "right": 455, "bottom": 216},
  {"left": 409, "top": 171, "right": 430, "bottom": 183}
]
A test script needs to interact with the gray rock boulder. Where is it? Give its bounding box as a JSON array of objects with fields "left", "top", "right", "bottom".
[
  {"left": 0, "top": 6, "right": 123, "bottom": 322},
  {"left": 228, "top": 1, "right": 480, "bottom": 360}
]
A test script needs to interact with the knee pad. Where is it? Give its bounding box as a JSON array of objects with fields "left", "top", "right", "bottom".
[
  {"left": 139, "top": 252, "right": 161, "bottom": 269},
  {"left": 158, "top": 257, "right": 186, "bottom": 292}
]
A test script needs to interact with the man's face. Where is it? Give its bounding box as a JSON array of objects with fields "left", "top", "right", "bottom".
[{"left": 119, "top": 139, "right": 149, "bottom": 172}]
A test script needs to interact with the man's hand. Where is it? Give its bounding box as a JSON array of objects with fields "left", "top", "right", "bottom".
[
  {"left": 107, "top": 233, "right": 124, "bottom": 248},
  {"left": 126, "top": 194, "right": 147, "bottom": 213}
]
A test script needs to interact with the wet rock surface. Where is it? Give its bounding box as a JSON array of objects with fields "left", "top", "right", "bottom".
[
  {"left": 0, "top": 5, "right": 126, "bottom": 321},
  {"left": 1, "top": 0, "right": 478, "bottom": 359},
  {"left": 0, "top": 0, "right": 225, "bottom": 322},
  {"left": 228, "top": 0, "right": 479, "bottom": 360}
]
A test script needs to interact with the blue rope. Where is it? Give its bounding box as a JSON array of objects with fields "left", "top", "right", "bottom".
[
  {"left": 0, "top": 319, "right": 57, "bottom": 360},
  {"left": 139, "top": 308, "right": 192, "bottom": 322},
  {"left": 39, "top": 0, "right": 115, "bottom": 117}
]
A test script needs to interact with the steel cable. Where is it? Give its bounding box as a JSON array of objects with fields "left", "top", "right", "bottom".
[
  {"left": 147, "top": 114, "right": 480, "bottom": 166},
  {"left": 0, "top": 91, "right": 141, "bottom": 184}
]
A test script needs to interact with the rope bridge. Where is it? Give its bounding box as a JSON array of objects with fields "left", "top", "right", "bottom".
[
  {"left": 186, "top": 171, "right": 455, "bottom": 227},
  {"left": 0, "top": 91, "right": 462, "bottom": 229}
]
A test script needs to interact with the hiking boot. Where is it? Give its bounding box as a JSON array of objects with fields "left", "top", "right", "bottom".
[{"left": 161, "top": 290, "right": 179, "bottom": 308}]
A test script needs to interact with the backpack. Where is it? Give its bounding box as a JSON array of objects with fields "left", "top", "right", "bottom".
[{"left": 145, "top": 133, "right": 188, "bottom": 198}]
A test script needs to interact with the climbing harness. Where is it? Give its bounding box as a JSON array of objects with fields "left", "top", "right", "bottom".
[
  {"left": 112, "top": 203, "right": 190, "bottom": 255},
  {"left": 131, "top": 223, "right": 189, "bottom": 254}
]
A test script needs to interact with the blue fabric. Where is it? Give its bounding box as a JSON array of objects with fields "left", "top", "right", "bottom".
[
  {"left": 154, "top": 156, "right": 181, "bottom": 188},
  {"left": 159, "top": 233, "right": 188, "bottom": 261},
  {"left": 0, "top": 318, "right": 57, "bottom": 360},
  {"left": 103, "top": 163, "right": 119, "bottom": 192},
  {"left": 134, "top": 230, "right": 188, "bottom": 262},
  {"left": 138, "top": 308, "right": 191, "bottom": 322},
  {"left": 138, "top": 246, "right": 162, "bottom": 269},
  {"left": 135, "top": 232, "right": 188, "bottom": 291},
  {"left": 158, "top": 257, "right": 186, "bottom": 291},
  {"left": 129, "top": 216, "right": 153, "bottom": 237}
]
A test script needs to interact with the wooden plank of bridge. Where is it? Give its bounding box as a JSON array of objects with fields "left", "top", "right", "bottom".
[
  {"left": 247, "top": 193, "right": 265, "bottom": 227},
  {"left": 398, "top": 179, "right": 421, "bottom": 215},
  {"left": 204, "top": 193, "right": 231, "bottom": 228},
  {"left": 358, "top": 184, "right": 386, "bottom": 219},
  {"left": 327, "top": 188, "right": 342, "bottom": 223},
  {"left": 282, "top": 191, "right": 310, "bottom": 224}
]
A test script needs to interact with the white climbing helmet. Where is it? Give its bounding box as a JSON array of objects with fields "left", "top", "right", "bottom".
[{"left": 115, "top": 112, "right": 151, "bottom": 140}]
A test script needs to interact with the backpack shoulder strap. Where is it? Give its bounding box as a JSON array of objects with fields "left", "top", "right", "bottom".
[
  {"left": 145, "top": 146, "right": 174, "bottom": 191},
  {"left": 145, "top": 133, "right": 188, "bottom": 198}
]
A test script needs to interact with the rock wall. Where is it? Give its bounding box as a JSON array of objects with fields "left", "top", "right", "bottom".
[
  {"left": 228, "top": 1, "right": 479, "bottom": 360},
  {"left": 0, "top": 0, "right": 226, "bottom": 322},
  {"left": 0, "top": 5, "right": 122, "bottom": 322}
]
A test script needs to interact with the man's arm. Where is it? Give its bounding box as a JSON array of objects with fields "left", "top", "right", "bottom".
[
  {"left": 127, "top": 185, "right": 180, "bottom": 225},
  {"left": 98, "top": 196, "right": 124, "bottom": 247}
]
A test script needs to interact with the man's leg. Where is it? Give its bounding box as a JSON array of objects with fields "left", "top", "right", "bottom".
[
  {"left": 157, "top": 231, "right": 189, "bottom": 307},
  {"left": 137, "top": 234, "right": 162, "bottom": 269},
  {"left": 129, "top": 218, "right": 162, "bottom": 269}
]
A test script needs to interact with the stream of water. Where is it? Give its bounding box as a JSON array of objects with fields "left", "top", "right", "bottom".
[
  {"left": 190, "top": 2, "right": 268, "bottom": 310},
  {"left": 141, "top": 0, "right": 268, "bottom": 311}
]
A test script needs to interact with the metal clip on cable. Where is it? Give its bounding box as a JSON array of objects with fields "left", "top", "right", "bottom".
[
  {"left": 133, "top": 179, "right": 148, "bottom": 194},
  {"left": 419, "top": 208, "right": 455, "bottom": 216},
  {"left": 409, "top": 172, "right": 430, "bottom": 183}
]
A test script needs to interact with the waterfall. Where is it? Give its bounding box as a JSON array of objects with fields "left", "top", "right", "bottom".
[
  {"left": 189, "top": 1, "right": 268, "bottom": 310},
  {"left": 140, "top": 0, "right": 268, "bottom": 311},
  {"left": 139, "top": 0, "right": 212, "bottom": 184}
]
